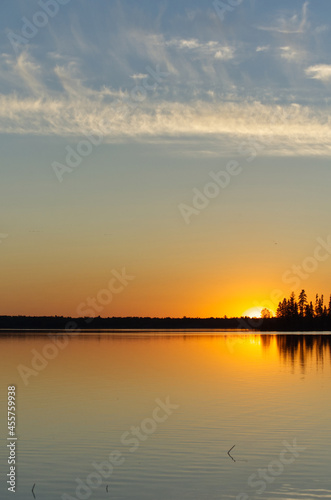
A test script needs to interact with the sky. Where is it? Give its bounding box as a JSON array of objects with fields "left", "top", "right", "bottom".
[{"left": 1, "top": 0, "right": 331, "bottom": 318}]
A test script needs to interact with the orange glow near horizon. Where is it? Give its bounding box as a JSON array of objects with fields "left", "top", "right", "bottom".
[
  {"left": 1, "top": 244, "right": 330, "bottom": 318},
  {"left": 242, "top": 306, "right": 265, "bottom": 318},
  {"left": 242, "top": 306, "right": 276, "bottom": 318}
]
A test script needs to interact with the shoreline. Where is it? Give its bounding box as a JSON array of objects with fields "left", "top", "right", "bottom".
[{"left": 1, "top": 329, "right": 331, "bottom": 335}]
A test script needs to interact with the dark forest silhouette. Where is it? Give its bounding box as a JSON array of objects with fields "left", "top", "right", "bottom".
[
  {"left": 265, "top": 289, "right": 331, "bottom": 331},
  {"left": 0, "top": 316, "right": 245, "bottom": 331},
  {"left": 276, "top": 290, "right": 331, "bottom": 320},
  {"left": 1, "top": 290, "right": 331, "bottom": 331}
]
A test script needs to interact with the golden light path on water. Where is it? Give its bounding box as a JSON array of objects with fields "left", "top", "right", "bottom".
[{"left": 0, "top": 332, "right": 330, "bottom": 500}]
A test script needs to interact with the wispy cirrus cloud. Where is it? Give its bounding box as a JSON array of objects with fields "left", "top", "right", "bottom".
[
  {"left": 256, "top": 45, "right": 270, "bottom": 53},
  {"left": 1, "top": 72, "right": 331, "bottom": 158},
  {"left": 305, "top": 64, "right": 331, "bottom": 82},
  {"left": 257, "top": 1, "right": 309, "bottom": 34},
  {"left": 1, "top": 14, "right": 331, "bottom": 158},
  {"left": 165, "top": 38, "right": 235, "bottom": 60},
  {"left": 130, "top": 73, "right": 149, "bottom": 80},
  {"left": 279, "top": 46, "right": 302, "bottom": 62}
]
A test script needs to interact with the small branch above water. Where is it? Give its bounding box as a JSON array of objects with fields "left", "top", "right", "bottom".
[{"left": 227, "top": 445, "right": 236, "bottom": 462}]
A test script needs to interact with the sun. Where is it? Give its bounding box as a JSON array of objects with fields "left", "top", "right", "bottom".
[{"left": 242, "top": 306, "right": 274, "bottom": 318}]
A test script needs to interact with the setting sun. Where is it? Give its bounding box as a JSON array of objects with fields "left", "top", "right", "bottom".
[{"left": 242, "top": 306, "right": 275, "bottom": 318}]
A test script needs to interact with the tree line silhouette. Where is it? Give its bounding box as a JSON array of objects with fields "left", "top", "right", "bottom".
[
  {"left": 1, "top": 290, "right": 331, "bottom": 332},
  {"left": 276, "top": 290, "right": 331, "bottom": 320}
]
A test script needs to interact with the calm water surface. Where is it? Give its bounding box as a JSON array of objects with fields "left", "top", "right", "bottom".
[{"left": 0, "top": 332, "right": 331, "bottom": 500}]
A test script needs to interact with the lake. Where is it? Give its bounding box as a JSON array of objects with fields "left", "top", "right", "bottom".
[{"left": 0, "top": 332, "right": 330, "bottom": 500}]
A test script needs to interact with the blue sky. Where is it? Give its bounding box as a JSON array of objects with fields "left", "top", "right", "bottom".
[{"left": 1, "top": 0, "right": 331, "bottom": 317}]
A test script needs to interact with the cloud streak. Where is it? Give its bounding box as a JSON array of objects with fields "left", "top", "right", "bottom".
[
  {"left": 1, "top": 84, "right": 331, "bottom": 157},
  {"left": 305, "top": 64, "right": 331, "bottom": 82},
  {"left": 165, "top": 38, "right": 235, "bottom": 60},
  {"left": 1, "top": 6, "right": 331, "bottom": 158},
  {"left": 257, "top": 1, "right": 309, "bottom": 34}
]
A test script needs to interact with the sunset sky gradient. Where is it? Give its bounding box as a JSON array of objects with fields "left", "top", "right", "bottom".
[{"left": 1, "top": 0, "right": 331, "bottom": 317}]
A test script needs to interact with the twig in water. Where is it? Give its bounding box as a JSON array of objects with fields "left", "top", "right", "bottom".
[
  {"left": 227, "top": 445, "right": 236, "bottom": 462},
  {"left": 227, "top": 445, "right": 248, "bottom": 463},
  {"left": 106, "top": 484, "right": 109, "bottom": 493},
  {"left": 32, "top": 483, "right": 36, "bottom": 498}
]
